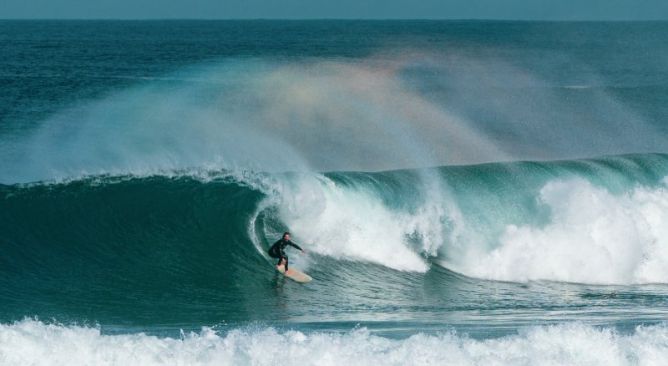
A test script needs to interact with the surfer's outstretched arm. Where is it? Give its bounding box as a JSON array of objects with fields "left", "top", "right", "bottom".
[{"left": 288, "top": 241, "right": 303, "bottom": 251}]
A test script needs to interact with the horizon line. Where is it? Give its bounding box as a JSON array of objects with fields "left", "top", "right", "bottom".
[{"left": 2, "top": 18, "right": 668, "bottom": 22}]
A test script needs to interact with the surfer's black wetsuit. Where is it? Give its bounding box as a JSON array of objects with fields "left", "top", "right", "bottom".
[{"left": 268, "top": 239, "right": 302, "bottom": 271}]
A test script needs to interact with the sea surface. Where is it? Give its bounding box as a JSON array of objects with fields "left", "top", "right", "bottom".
[{"left": 2, "top": 20, "right": 668, "bottom": 365}]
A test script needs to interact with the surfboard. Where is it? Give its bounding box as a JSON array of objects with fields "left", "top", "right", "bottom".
[{"left": 277, "top": 265, "right": 312, "bottom": 283}]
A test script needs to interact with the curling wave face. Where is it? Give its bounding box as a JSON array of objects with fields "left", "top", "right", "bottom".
[{"left": 2, "top": 154, "right": 668, "bottom": 329}]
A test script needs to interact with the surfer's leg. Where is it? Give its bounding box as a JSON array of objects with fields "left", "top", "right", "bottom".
[{"left": 284, "top": 255, "right": 289, "bottom": 271}]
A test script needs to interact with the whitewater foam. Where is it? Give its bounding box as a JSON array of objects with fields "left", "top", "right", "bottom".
[
  {"left": 1, "top": 320, "right": 667, "bottom": 366},
  {"left": 453, "top": 178, "right": 668, "bottom": 284},
  {"left": 265, "top": 172, "right": 453, "bottom": 272}
]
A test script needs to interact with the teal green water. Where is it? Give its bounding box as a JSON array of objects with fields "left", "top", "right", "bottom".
[
  {"left": 2, "top": 154, "right": 668, "bottom": 339},
  {"left": 1, "top": 20, "right": 668, "bottom": 364}
]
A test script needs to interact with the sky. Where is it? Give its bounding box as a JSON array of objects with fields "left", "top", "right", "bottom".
[{"left": 1, "top": 0, "right": 668, "bottom": 20}]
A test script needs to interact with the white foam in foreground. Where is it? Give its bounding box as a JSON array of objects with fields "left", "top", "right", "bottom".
[
  {"left": 458, "top": 178, "right": 668, "bottom": 284},
  {"left": 1, "top": 320, "right": 668, "bottom": 366}
]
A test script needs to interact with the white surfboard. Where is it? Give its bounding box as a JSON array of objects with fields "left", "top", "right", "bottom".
[{"left": 277, "top": 265, "right": 312, "bottom": 283}]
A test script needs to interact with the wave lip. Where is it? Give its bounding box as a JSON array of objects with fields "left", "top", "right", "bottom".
[{"left": 1, "top": 320, "right": 668, "bottom": 366}]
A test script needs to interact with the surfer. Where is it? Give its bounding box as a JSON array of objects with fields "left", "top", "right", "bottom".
[{"left": 268, "top": 232, "right": 304, "bottom": 272}]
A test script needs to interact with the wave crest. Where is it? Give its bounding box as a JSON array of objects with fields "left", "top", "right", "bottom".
[{"left": 449, "top": 178, "right": 668, "bottom": 284}]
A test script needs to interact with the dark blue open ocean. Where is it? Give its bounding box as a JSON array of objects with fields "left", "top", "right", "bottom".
[{"left": 2, "top": 20, "right": 668, "bottom": 364}]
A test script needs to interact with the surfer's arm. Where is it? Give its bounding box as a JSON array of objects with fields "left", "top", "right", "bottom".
[{"left": 288, "top": 241, "right": 303, "bottom": 251}]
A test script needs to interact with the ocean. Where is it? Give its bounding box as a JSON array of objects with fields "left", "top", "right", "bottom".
[{"left": 1, "top": 20, "right": 668, "bottom": 365}]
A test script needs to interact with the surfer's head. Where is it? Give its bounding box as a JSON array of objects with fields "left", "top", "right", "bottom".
[{"left": 283, "top": 232, "right": 291, "bottom": 240}]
